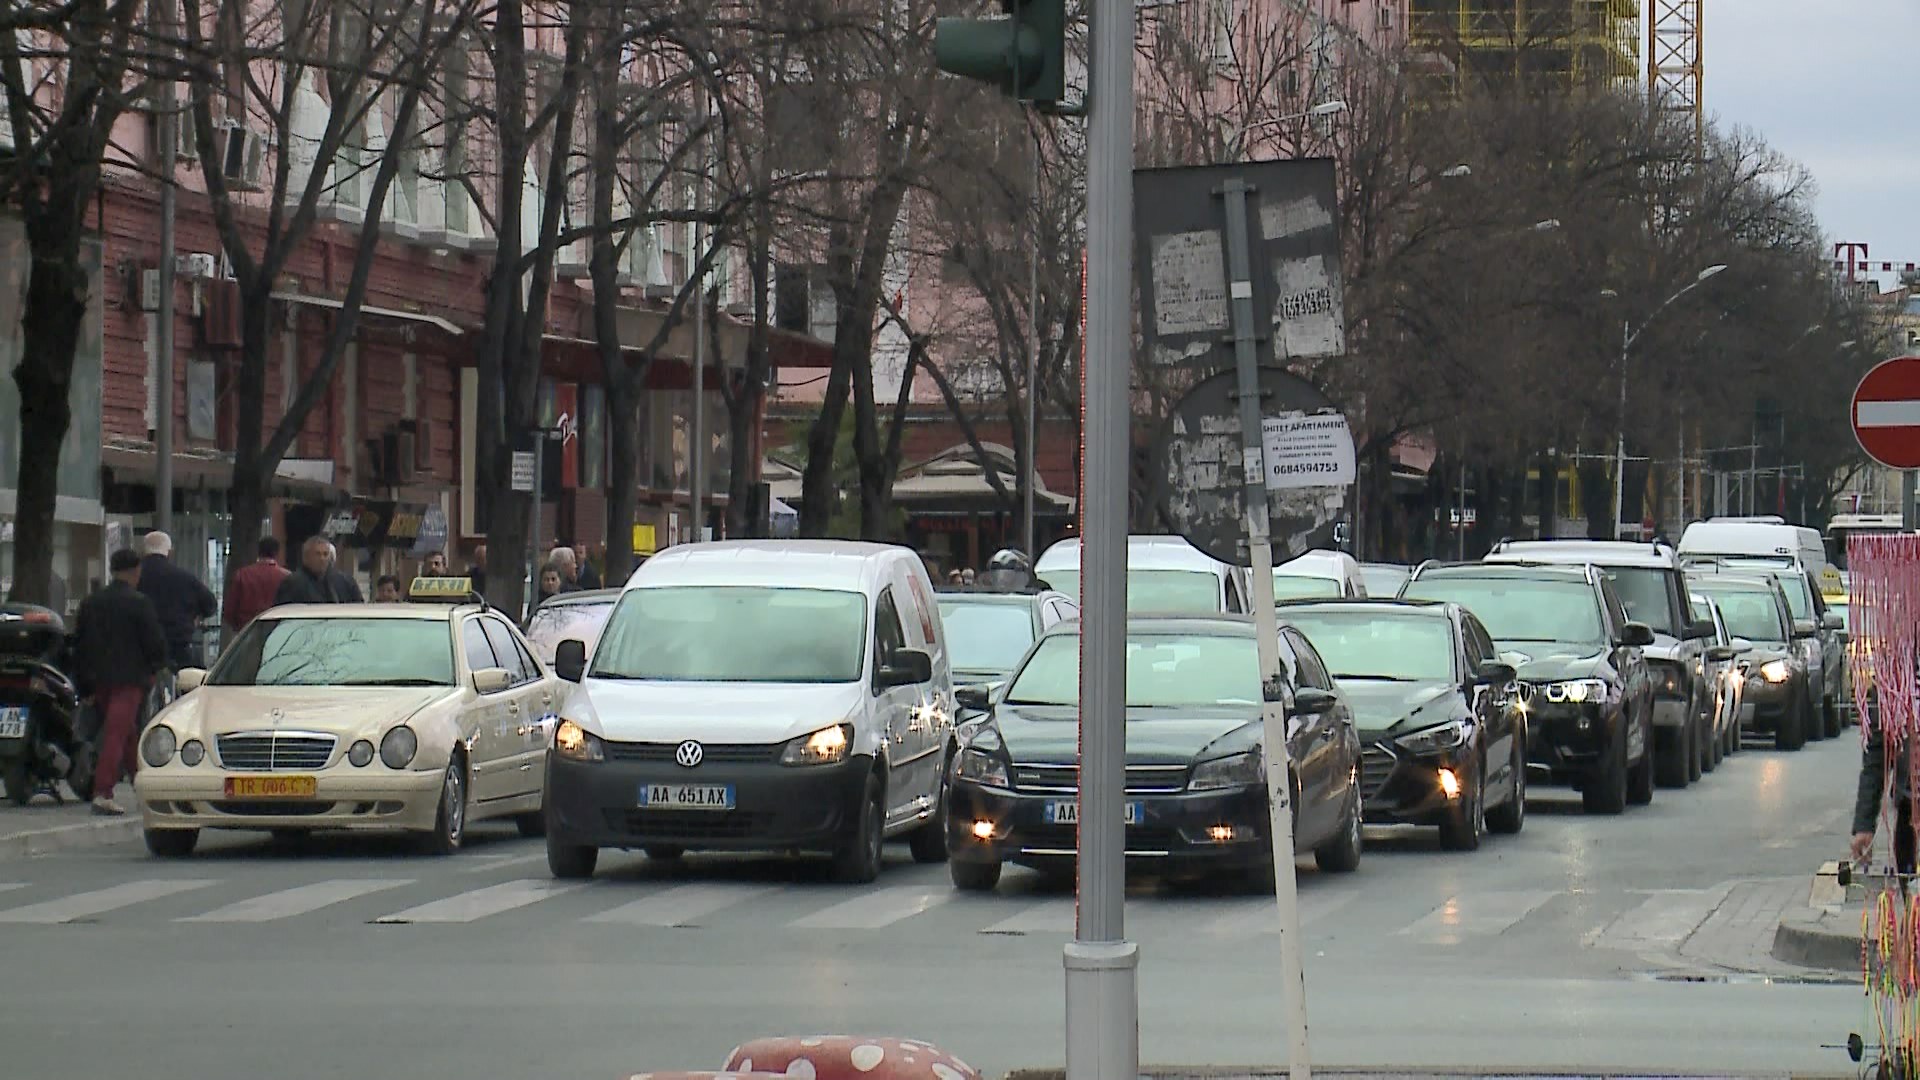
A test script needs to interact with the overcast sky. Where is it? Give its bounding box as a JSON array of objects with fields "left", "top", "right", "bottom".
[{"left": 1704, "top": 0, "right": 1920, "bottom": 288}]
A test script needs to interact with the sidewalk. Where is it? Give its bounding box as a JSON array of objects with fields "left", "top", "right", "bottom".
[
  {"left": 1008, "top": 1069, "right": 1854, "bottom": 1079},
  {"left": 1770, "top": 861, "right": 1866, "bottom": 971},
  {"left": 0, "top": 780, "right": 143, "bottom": 858}
]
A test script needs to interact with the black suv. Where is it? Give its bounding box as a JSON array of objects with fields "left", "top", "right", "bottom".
[{"left": 1400, "top": 562, "right": 1657, "bottom": 815}]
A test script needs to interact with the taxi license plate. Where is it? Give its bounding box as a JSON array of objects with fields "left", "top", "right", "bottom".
[
  {"left": 637, "top": 783, "right": 734, "bottom": 811},
  {"left": 1046, "top": 800, "right": 1143, "bottom": 826},
  {"left": 0, "top": 707, "right": 26, "bottom": 740},
  {"left": 223, "top": 775, "right": 318, "bottom": 799}
]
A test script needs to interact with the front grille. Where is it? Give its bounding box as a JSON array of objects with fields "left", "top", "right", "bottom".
[
  {"left": 208, "top": 800, "right": 334, "bottom": 816},
  {"left": 1010, "top": 762, "right": 1189, "bottom": 794},
  {"left": 603, "top": 808, "right": 775, "bottom": 840},
  {"left": 1359, "top": 746, "right": 1397, "bottom": 801},
  {"left": 602, "top": 740, "right": 778, "bottom": 765},
  {"left": 216, "top": 732, "right": 337, "bottom": 771},
  {"left": 1017, "top": 824, "right": 1176, "bottom": 855}
]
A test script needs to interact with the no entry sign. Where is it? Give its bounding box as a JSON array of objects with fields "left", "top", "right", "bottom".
[{"left": 1853, "top": 356, "right": 1920, "bottom": 469}]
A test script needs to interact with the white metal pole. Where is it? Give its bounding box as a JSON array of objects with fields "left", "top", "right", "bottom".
[
  {"left": 690, "top": 97, "right": 707, "bottom": 543},
  {"left": 1024, "top": 127, "right": 1040, "bottom": 560},
  {"left": 1612, "top": 319, "right": 1628, "bottom": 540},
  {"left": 1063, "top": 0, "right": 1139, "bottom": 1074}
]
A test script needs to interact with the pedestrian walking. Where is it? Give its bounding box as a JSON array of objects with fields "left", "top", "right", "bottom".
[
  {"left": 72, "top": 549, "right": 168, "bottom": 816},
  {"left": 467, "top": 544, "right": 489, "bottom": 595},
  {"left": 374, "top": 574, "right": 403, "bottom": 603},
  {"left": 1852, "top": 691, "right": 1913, "bottom": 873},
  {"left": 576, "top": 544, "right": 603, "bottom": 590},
  {"left": 535, "top": 564, "right": 565, "bottom": 608},
  {"left": 223, "top": 536, "right": 290, "bottom": 634},
  {"left": 549, "top": 546, "right": 585, "bottom": 594},
  {"left": 273, "top": 537, "right": 365, "bottom": 605},
  {"left": 423, "top": 550, "right": 449, "bottom": 577},
  {"left": 137, "top": 531, "right": 217, "bottom": 671}
]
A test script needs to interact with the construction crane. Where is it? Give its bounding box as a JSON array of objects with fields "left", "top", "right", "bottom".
[{"left": 1647, "top": 0, "right": 1704, "bottom": 163}]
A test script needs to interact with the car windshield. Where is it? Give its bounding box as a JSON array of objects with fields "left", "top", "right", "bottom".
[
  {"left": 591, "top": 586, "right": 868, "bottom": 683},
  {"left": 938, "top": 599, "right": 1036, "bottom": 674},
  {"left": 1694, "top": 585, "right": 1788, "bottom": 642},
  {"left": 1361, "top": 565, "right": 1409, "bottom": 596},
  {"left": 522, "top": 600, "right": 617, "bottom": 665},
  {"left": 1400, "top": 576, "right": 1605, "bottom": 648},
  {"left": 1005, "top": 632, "right": 1260, "bottom": 708},
  {"left": 1034, "top": 569, "right": 1220, "bottom": 613},
  {"left": 1769, "top": 572, "right": 1815, "bottom": 619},
  {"left": 1272, "top": 573, "right": 1342, "bottom": 600},
  {"left": 1282, "top": 610, "right": 1455, "bottom": 682},
  {"left": 210, "top": 618, "right": 455, "bottom": 687},
  {"left": 1601, "top": 567, "right": 1675, "bottom": 634}
]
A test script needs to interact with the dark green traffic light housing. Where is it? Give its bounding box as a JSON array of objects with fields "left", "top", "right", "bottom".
[{"left": 934, "top": 0, "right": 1066, "bottom": 106}]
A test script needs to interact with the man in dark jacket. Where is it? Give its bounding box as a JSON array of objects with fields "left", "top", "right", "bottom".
[
  {"left": 137, "top": 531, "right": 216, "bottom": 670},
  {"left": 274, "top": 537, "right": 364, "bottom": 605},
  {"left": 1851, "top": 691, "right": 1912, "bottom": 872},
  {"left": 73, "top": 549, "right": 169, "bottom": 815}
]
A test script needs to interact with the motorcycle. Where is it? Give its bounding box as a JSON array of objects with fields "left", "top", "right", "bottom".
[{"left": 0, "top": 603, "right": 95, "bottom": 806}]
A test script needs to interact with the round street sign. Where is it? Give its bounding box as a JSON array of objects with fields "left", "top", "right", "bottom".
[{"left": 1852, "top": 356, "right": 1920, "bottom": 470}]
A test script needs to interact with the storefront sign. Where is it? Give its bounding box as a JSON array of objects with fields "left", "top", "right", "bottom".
[{"left": 318, "top": 500, "right": 444, "bottom": 551}]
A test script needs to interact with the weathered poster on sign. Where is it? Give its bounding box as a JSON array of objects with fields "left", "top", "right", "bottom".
[
  {"left": 1150, "top": 231, "right": 1229, "bottom": 337},
  {"left": 1261, "top": 412, "right": 1356, "bottom": 491}
]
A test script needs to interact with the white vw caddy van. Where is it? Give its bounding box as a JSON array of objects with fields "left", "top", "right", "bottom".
[{"left": 542, "top": 541, "right": 955, "bottom": 884}]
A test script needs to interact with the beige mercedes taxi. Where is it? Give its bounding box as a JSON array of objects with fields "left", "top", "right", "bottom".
[{"left": 134, "top": 578, "right": 560, "bottom": 857}]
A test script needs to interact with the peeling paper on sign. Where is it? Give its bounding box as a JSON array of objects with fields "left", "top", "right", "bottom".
[
  {"left": 1271, "top": 257, "right": 1345, "bottom": 359},
  {"left": 1260, "top": 195, "right": 1333, "bottom": 241},
  {"left": 1154, "top": 341, "right": 1216, "bottom": 366},
  {"left": 1150, "top": 231, "right": 1229, "bottom": 337}
]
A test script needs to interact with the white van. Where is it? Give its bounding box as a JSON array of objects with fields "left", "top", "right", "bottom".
[
  {"left": 541, "top": 541, "right": 954, "bottom": 884},
  {"left": 1272, "top": 549, "right": 1368, "bottom": 600},
  {"left": 1678, "top": 518, "right": 1827, "bottom": 570},
  {"left": 1035, "top": 535, "right": 1251, "bottom": 613}
]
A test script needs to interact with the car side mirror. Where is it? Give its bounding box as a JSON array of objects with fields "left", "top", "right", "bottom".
[
  {"left": 1474, "top": 660, "right": 1517, "bottom": 686},
  {"left": 1821, "top": 611, "right": 1844, "bottom": 632},
  {"left": 878, "top": 647, "right": 934, "bottom": 688},
  {"left": 1706, "top": 645, "right": 1737, "bottom": 663},
  {"left": 1729, "top": 637, "right": 1754, "bottom": 654},
  {"left": 1685, "top": 619, "right": 1717, "bottom": 641},
  {"left": 554, "top": 638, "right": 587, "bottom": 683},
  {"left": 1619, "top": 622, "right": 1656, "bottom": 648},
  {"left": 1289, "top": 687, "right": 1339, "bottom": 717},
  {"left": 1791, "top": 619, "right": 1817, "bottom": 639},
  {"left": 175, "top": 667, "right": 207, "bottom": 694},
  {"left": 954, "top": 685, "right": 992, "bottom": 712},
  {"left": 472, "top": 667, "right": 512, "bottom": 695},
  {"left": 1836, "top": 630, "right": 1851, "bottom": 645}
]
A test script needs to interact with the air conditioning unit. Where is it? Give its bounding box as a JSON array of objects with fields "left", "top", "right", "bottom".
[
  {"left": 215, "top": 122, "right": 266, "bottom": 191},
  {"left": 177, "top": 252, "right": 217, "bottom": 279},
  {"left": 139, "top": 268, "right": 162, "bottom": 311},
  {"left": 390, "top": 431, "right": 417, "bottom": 485}
]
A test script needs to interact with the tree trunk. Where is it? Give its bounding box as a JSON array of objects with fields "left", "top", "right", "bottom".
[
  {"left": 223, "top": 293, "right": 275, "bottom": 592},
  {"left": 587, "top": 26, "right": 637, "bottom": 581},
  {"left": 725, "top": 228, "right": 773, "bottom": 538},
  {"left": 7, "top": 230, "right": 88, "bottom": 607}
]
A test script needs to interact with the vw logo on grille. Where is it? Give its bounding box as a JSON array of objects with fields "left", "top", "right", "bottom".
[{"left": 674, "top": 741, "right": 705, "bottom": 768}]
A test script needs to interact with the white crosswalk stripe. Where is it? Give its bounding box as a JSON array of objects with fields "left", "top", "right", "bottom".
[
  {"left": 0, "top": 879, "right": 216, "bottom": 924},
  {"left": 179, "top": 879, "right": 414, "bottom": 923},
  {"left": 979, "top": 898, "right": 1075, "bottom": 935},
  {"left": 1396, "top": 888, "right": 1557, "bottom": 944},
  {"left": 0, "top": 884, "right": 26, "bottom": 896},
  {"left": 792, "top": 886, "right": 954, "bottom": 930},
  {"left": 374, "top": 879, "right": 583, "bottom": 923},
  {"left": 1199, "top": 889, "right": 1343, "bottom": 937},
  {"left": 585, "top": 883, "right": 778, "bottom": 927}
]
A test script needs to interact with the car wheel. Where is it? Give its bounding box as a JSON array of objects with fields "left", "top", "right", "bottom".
[
  {"left": 547, "top": 833, "right": 598, "bottom": 879},
  {"left": 419, "top": 753, "right": 468, "bottom": 857},
  {"left": 1706, "top": 706, "right": 1724, "bottom": 769},
  {"left": 644, "top": 845, "right": 685, "bottom": 861},
  {"left": 908, "top": 770, "right": 951, "bottom": 865},
  {"left": 1776, "top": 693, "right": 1807, "bottom": 751},
  {"left": 1627, "top": 712, "right": 1655, "bottom": 806},
  {"left": 1824, "top": 695, "right": 1843, "bottom": 739},
  {"left": 514, "top": 812, "right": 546, "bottom": 838},
  {"left": 145, "top": 827, "right": 197, "bottom": 858},
  {"left": 1583, "top": 720, "right": 1628, "bottom": 815},
  {"left": 1687, "top": 712, "right": 1705, "bottom": 783},
  {"left": 950, "top": 857, "right": 1002, "bottom": 892},
  {"left": 1438, "top": 759, "right": 1485, "bottom": 852},
  {"left": 831, "top": 772, "right": 885, "bottom": 885},
  {"left": 2, "top": 760, "right": 32, "bottom": 806},
  {"left": 1488, "top": 736, "right": 1526, "bottom": 835},
  {"left": 1315, "top": 786, "right": 1362, "bottom": 873},
  {"left": 1656, "top": 714, "right": 1691, "bottom": 789}
]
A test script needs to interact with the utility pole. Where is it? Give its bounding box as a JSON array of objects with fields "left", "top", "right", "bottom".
[
  {"left": 689, "top": 85, "right": 708, "bottom": 543},
  {"left": 154, "top": 0, "right": 177, "bottom": 537},
  {"left": 1611, "top": 318, "right": 1628, "bottom": 540},
  {"left": 1024, "top": 127, "right": 1040, "bottom": 560}
]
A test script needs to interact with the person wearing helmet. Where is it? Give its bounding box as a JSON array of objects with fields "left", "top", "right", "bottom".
[{"left": 977, "top": 548, "right": 1033, "bottom": 592}]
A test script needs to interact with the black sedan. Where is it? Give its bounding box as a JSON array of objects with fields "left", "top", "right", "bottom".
[
  {"left": 936, "top": 587, "right": 1078, "bottom": 696},
  {"left": 1281, "top": 599, "right": 1525, "bottom": 851},
  {"left": 944, "top": 615, "right": 1363, "bottom": 891},
  {"left": 1401, "top": 562, "right": 1657, "bottom": 816}
]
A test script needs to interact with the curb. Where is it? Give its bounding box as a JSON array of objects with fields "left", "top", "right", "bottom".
[
  {"left": 0, "top": 815, "right": 143, "bottom": 859},
  {"left": 1771, "top": 911, "right": 1861, "bottom": 972}
]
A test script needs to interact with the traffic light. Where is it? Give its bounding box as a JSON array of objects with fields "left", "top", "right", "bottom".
[{"left": 934, "top": 0, "right": 1065, "bottom": 106}]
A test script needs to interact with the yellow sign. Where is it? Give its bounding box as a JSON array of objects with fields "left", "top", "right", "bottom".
[
  {"left": 1817, "top": 564, "right": 1845, "bottom": 599},
  {"left": 408, "top": 576, "right": 475, "bottom": 601},
  {"left": 223, "top": 775, "right": 318, "bottom": 799},
  {"left": 633, "top": 524, "right": 658, "bottom": 555}
]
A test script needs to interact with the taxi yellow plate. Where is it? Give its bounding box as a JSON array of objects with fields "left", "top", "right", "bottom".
[{"left": 223, "top": 775, "right": 318, "bottom": 799}]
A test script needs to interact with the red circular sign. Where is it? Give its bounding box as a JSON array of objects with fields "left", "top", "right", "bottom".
[{"left": 1853, "top": 357, "right": 1920, "bottom": 469}]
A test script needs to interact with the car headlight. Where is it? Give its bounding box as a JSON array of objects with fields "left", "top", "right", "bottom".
[
  {"left": 553, "top": 719, "right": 604, "bottom": 763},
  {"left": 1397, "top": 719, "right": 1470, "bottom": 756},
  {"left": 347, "top": 740, "right": 375, "bottom": 767},
  {"left": 1760, "top": 659, "right": 1792, "bottom": 684},
  {"left": 781, "top": 723, "right": 854, "bottom": 766},
  {"left": 954, "top": 746, "right": 1010, "bottom": 787},
  {"left": 379, "top": 726, "right": 419, "bottom": 769},
  {"left": 140, "top": 725, "right": 177, "bottom": 768},
  {"left": 1189, "top": 751, "right": 1263, "bottom": 791},
  {"left": 1541, "top": 678, "right": 1608, "bottom": 704},
  {"left": 179, "top": 740, "right": 204, "bottom": 767}
]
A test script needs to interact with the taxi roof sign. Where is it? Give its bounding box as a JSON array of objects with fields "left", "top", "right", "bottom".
[{"left": 408, "top": 576, "right": 480, "bottom": 603}]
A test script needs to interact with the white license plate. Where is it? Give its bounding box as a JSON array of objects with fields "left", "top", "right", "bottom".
[
  {"left": 1045, "top": 800, "right": 1143, "bottom": 826},
  {"left": 637, "top": 783, "right": 735, "bottom": 811},
  {"left": 0, "top": 708, "right": 25, "bottom": 739}
]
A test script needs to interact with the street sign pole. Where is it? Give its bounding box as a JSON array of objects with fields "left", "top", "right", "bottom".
[
  {"left": 1218, "top": 178, "right": 1312, "bottom": 1080},
  {"left": 527, "top": 431, "right": 546, "bottom": 614},
  {"left": 1062, "top": 0, "right": 1138, "bottom": 1073}
]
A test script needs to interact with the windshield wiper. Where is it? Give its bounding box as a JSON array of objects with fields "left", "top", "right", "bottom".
[
  {"left": 340, "top": 678, "right": 447, "bottom": 687},
  {"left": 1334, "top": 673, "right": 1414, "bottom": 681}
]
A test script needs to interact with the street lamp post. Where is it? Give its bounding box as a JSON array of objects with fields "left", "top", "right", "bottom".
[{"left": 1608, "top": 264, "right": 1726, "bottom": 540}]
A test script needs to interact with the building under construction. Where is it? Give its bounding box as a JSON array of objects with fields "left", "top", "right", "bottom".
[{"left": 1410, "top": 0, "right": 1640, "bottom": 94}]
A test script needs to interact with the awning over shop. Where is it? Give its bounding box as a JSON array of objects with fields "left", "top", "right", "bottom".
[
  {"left": 101, "top": 441, "right": 339, "bottom": 495},
  {"left": 894, "top": 443, "right": 1074, "bottom": 511},
  {"left": 271, "top": 291, "right": 465, "bottom": 335}
]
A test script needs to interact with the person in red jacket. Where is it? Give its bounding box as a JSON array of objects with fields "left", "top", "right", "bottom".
[{"left": 223, "top": 536, "right": 290, "bottom": 635}]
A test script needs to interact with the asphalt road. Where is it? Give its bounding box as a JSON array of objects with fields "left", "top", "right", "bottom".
[{"left": 0, "top": 733, "right": 1866, "bottom": 1079}]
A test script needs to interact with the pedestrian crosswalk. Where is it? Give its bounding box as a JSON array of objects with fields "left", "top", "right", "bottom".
[{"left": 0, "top": 861, "right": 1668, "bottom": 949}]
